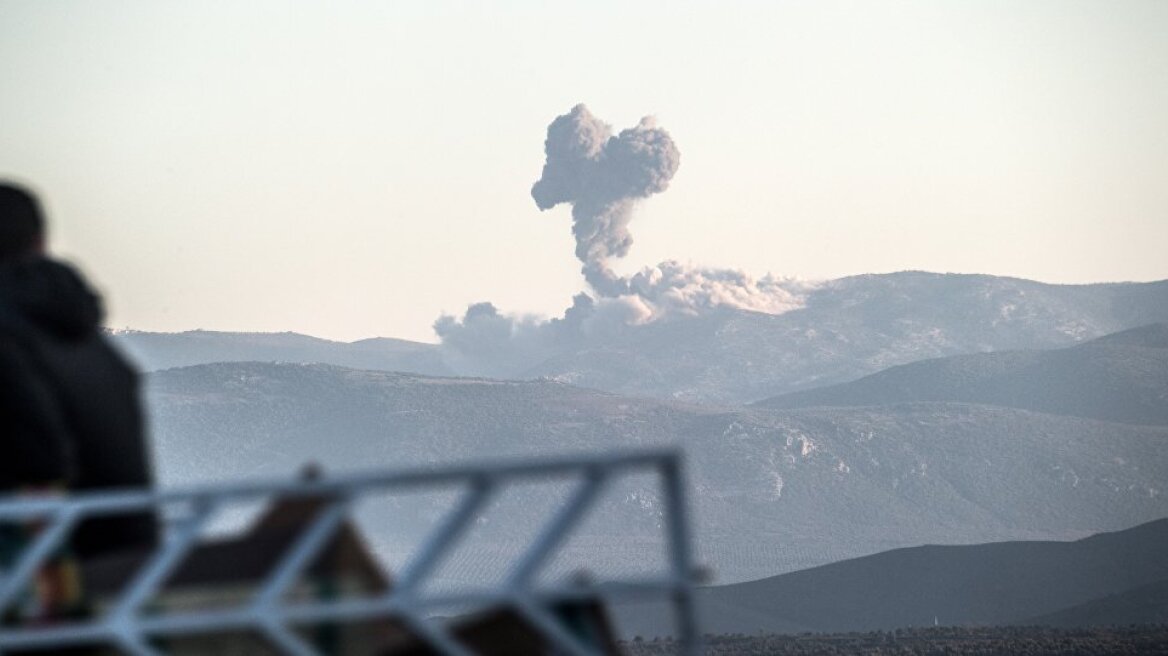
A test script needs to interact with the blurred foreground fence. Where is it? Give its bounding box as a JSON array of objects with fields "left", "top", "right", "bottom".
[{"left": 0, "top": 448, "right": 699, "bottom": 655}]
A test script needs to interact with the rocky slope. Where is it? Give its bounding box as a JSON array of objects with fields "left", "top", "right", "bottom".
[{"left": 146, "top": 362, "right": 1168, "bottom": 584}]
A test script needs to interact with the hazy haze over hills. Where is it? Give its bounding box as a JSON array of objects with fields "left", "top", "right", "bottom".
[
  {"left": 513, "top": 273, "right": 1168, "bottom": 402},
  {"left": 113, "top": 329, "right": 450, "bottom": 377},
  {"left": 7, "top": 2, "right": 1168, "bottom": 640},
  {"left": 145, "top": 360, "right": 1168, "bottom": 584},
  {"left": 756, "top": 322, "right": 1168, "bottom": 425},
  {"left": 118, "top": 272, "right": 1168, "bottom": 404},
  {"left": 122, "top": 274, "right": 1168, "bottom": 608}
]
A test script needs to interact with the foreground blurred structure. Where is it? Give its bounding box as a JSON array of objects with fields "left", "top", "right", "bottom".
[{"left": 0, "top": 449, "right": 699, "bottom": 655}]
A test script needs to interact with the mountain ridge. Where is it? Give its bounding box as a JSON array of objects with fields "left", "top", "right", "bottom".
[
  {"left": 113, "top": 328, "right": 452, "bottom": 377},
  {"left": 754, "top": 322, "right": 1168, "bottom": 425},
  {"left": 615, "top": 517, "right": 1168, "bottom": 636},
  {"left": 145, "top": 360, "right": 1168, "bottom": 584},
  {"left": 116, "top": 272, "right": 1168, "bottom": 403}
]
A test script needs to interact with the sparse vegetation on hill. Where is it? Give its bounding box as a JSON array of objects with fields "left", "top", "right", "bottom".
[
  {"left": 755, "top": 322, "right": 1168, "bottom": 426},
  {"left": 147, "top": 362, "right": 1168, "bottom": 586}
]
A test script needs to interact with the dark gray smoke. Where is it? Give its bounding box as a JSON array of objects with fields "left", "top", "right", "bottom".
[
  {"left": 432, "top": 293, "right": 652, "bottom": 377},
  {"left": 531, "top": 104, "right": 680, "bottom": 295},
  {"left": 434, "top": 104, "right": 810, "bottom": 376}
]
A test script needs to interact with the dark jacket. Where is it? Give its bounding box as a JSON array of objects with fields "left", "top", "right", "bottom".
[{"left": 0, "top": 257, "right": 157, "bottom": 558}]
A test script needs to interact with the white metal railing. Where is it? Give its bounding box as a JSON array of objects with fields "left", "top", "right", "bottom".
[{"left": 0, "top": 448, "right": 700, "bottom": 655}]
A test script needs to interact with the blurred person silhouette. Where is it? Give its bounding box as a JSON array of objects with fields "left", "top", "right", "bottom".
[{"left": 0, "top": 181, "right": 158, "bottom": 619}]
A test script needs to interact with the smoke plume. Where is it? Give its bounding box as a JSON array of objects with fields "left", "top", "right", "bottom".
[
  {"left": 434, "top": 104, "right": 809, "bottom": 375},
  {"left": 531, "top": 104, "right": 680, "bottom": 296}
]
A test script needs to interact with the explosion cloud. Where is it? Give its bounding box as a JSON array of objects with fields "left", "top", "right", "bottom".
[
  {"left": 435, "top": 104, "right": 808, "bottom": 375},
  {"left": 531, "top": 104, "right": 680, "bottom": 296}
]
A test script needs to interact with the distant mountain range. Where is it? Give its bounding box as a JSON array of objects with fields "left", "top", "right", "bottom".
[
  {"left": 1029, "top": 577, "right": 1168, "bottom": 628},
  {"left": 116, "top": 272, "right": 1168, "bottom": 403},
  {"left": 521, "top": 272, "right": 1168, "bottom": 402},
  {"left": 615, "top": 518, "right": 1168, "bottom": 637},
  {"left": 145, "top": 358, "right": 1168, "bottom": 585},
  {"left": 756, "top": 322, "right": 1168, "bottom": 425},
  {"left": 114, "top": 269, "right": 1168, "bottom": 632},
  {"left": 112, "top": 329, "right": 451, "bottom": 377}
]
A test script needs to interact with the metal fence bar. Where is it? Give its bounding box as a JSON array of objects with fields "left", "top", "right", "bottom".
[
  {"left": 506, "top": 470, "right": 604, "bottom": 589},
  {"left": 0, "top": 449, "right": 677, "bottom": 521},
  {"left": 396, "top": 610, "right": 475, "bottom": 656},
  {"left": 0, "top": 625, "right": 110, "bottom": 651},
  {"left": 394, "top": 477, "right": 493, "bottom": 593},
  {"left": 510, "top": 595, "right": 600, "bottom": 656},
  {"left": 110, "top": 500, "right": 214, "bottom": 619},
  {"left": 353, "top": 498, "right": 491, "bottom": 656},
  {"left": 254, "top": 497, "right": 351, "bottom": 608},
  {"left": 0, "top": 450, "right": 699, "bottom": 655},
  {"left": 0, "top": 506, "right": 78, "bottom": 613},
  {"left": 0, "top": 577, "right": 692, "bottom": 650},
  {"left": 257, "top": 616, "right": 320, "bottom": 656}
]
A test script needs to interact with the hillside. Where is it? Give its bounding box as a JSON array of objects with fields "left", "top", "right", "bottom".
[
  {"left": 615, "top": 518, "right": 1168, "bottom": 637},
  {"left": 112, "top": 329, "right": 452, "bottom": 376},
  {"left": 518, "top": 272, "right": 1168, "bottom": 402},
  {"left": 120, "top": 273, "right": 1168, "bottom": 403},
  {"left": 145, "top": 362, "right": 1168, "bottom": 584},
  {"left": 1026, "top": 577, "right": 1168, "bottom": 627},
  {"left": 755, "top": 322, "right": 1168, "bottom": 425}
]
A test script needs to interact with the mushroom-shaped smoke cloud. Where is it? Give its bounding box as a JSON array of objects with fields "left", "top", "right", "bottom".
[
  {"left": 531, "top": 104, "right": 680, "bottom": 296},
  {"left": 434, "top": 104, "right": 810, "bottom": 378}
]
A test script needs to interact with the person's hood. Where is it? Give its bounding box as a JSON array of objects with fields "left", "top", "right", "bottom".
[{"left": 0, "top": 257, "right": 103, "bottom": 341}]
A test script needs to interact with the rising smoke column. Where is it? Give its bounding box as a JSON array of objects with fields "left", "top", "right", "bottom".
[
  {"left": 435, "top": 104, "right": 809, "bottom": 375},
  {"left": 531, "top": 104, "right": 680, "bottom": 296}
]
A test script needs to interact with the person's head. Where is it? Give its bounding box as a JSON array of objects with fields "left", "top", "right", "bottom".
[{"left": 0, "top": 182, "right": 46, "bottom": 262}]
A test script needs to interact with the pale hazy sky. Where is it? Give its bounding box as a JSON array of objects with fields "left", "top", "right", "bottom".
[{"left": 2, "top": 1, "right": 1166, "bottom": 342}]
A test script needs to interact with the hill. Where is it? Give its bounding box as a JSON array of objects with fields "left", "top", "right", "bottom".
[
  {"left": 145, "top": 362, "right": 1168, "bottom": 585},
  {"left": 1027, "top": 577, "right": 1168, "bottom": 627},
  {"left": 754, "top": 322, "right": 1168, "bottom": 425},
  {"left": 615, "top": 518, "right": 1168, "bottom": 637},
  {"left": 111, "top": 329, "right": 452, "bottom": 376},
  {"left": 119, "top": 273, "right": 1168, "bottom": 403},
  {"left": 518, "top": 272, "right": 1168, "bottom": 402}
]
